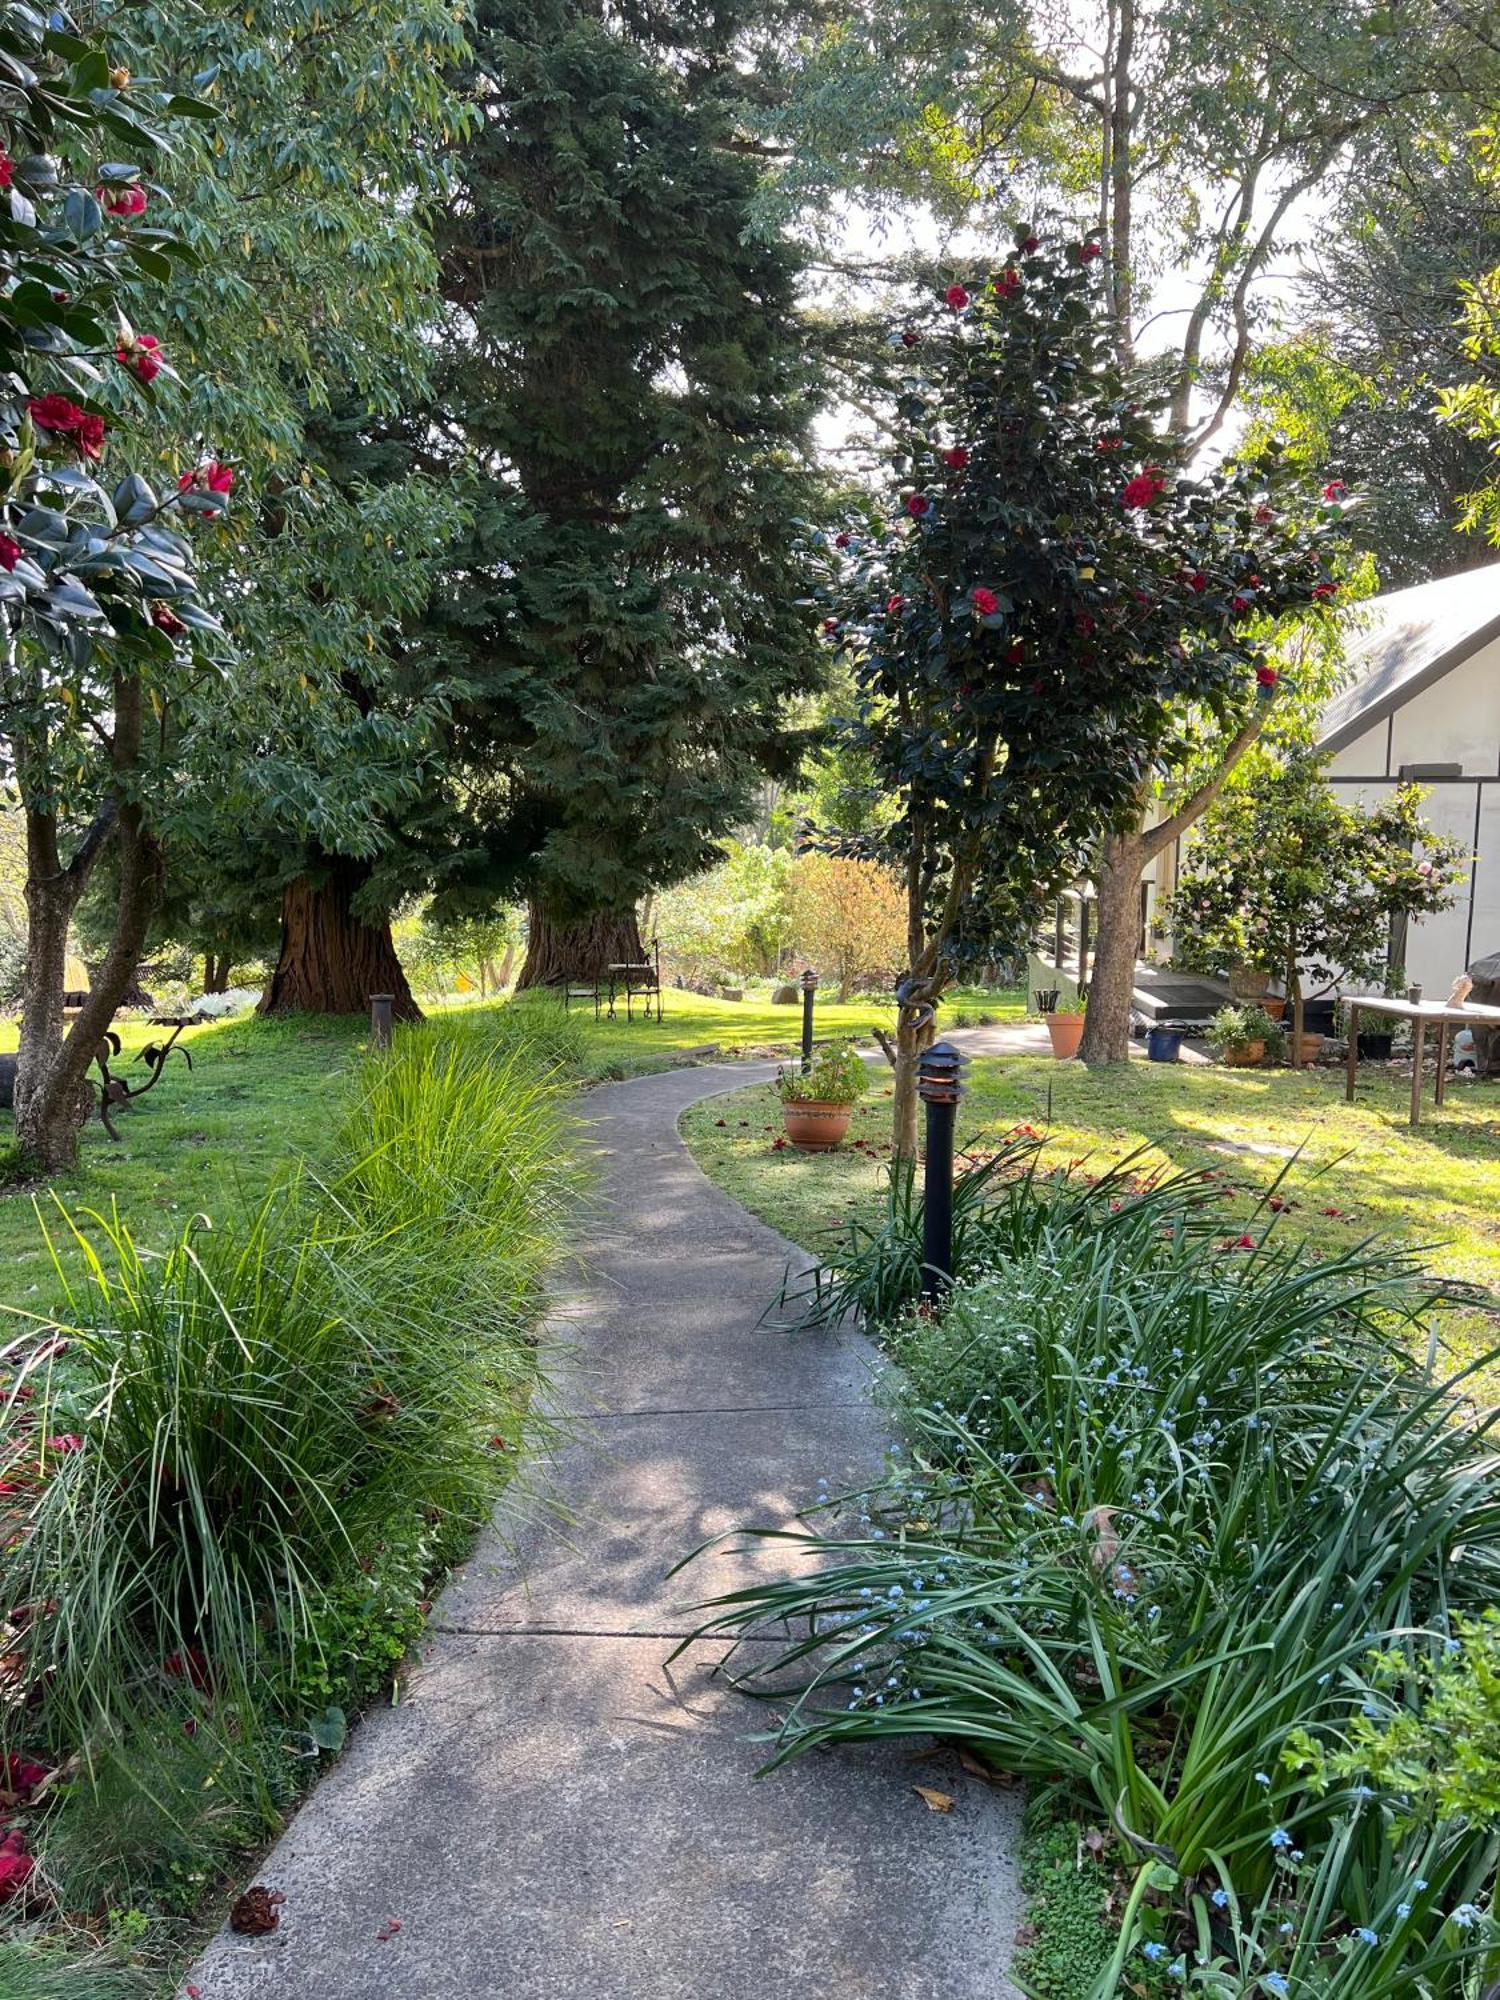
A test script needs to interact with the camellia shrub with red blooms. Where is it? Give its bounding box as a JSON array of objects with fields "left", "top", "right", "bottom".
[
  {"left": 0, "top": 0, "right": 228, "bottom": 1171},
  {"left": 809, "top": 224, "right": 1345, "bottom": 1152}
]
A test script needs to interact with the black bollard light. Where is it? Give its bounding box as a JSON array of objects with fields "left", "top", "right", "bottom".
[
  {"left": 801, "top": 967, "right": 818, "bottom": 1072},
  {"left": 369, "top": 992, "right": 394, "bottom": 1050},
  {"left": 917, "top": 1039, "right": 966, "bottom": 1305}
]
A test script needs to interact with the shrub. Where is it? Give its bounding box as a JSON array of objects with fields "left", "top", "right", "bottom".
[
  {"left": 785, "top": 854, "right": 906, "bottom": 1000},
  {"left": 776, "top": 1042, "right": 869, "bottom": 1107},
  {"left": 689, "top": 1175, "right": 1500, "bottom": 1998},
  {"left": 0, "top": 1008, "right": 579, "bottom": 1912}
]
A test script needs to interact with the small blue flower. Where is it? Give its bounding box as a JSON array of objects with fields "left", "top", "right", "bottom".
[
  {"left": 1254, "top": 1771, "right": 1270, "bottom": 1786},
  {"left": 1211, "top": 1888, "right": 1229, "bottom": 1909},
  {"left": 1450, "top": 1903, "right": 1482, "bottom": 1930},
  {"left": 1168, "top": 1958, "right": 1186, "bottom": 1980},
  {"left": 1264, "top": 1978, "right": 1289, "bottom": 1998},
  {"left": 1355, "top": 1926, "right": 1378, "bottom": 1946},
  {"left": 1396, "top": 1904, "right": 1411, "bottom": 1920},
  {"left": 1270, "top": 1828, "right": 1293, "bottom": 1851},
  {"left": 1141, "top": 1942, "right": 1168, "bottom": 1963}
]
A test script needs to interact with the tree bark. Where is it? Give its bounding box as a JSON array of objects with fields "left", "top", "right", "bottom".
[
  {"left": 1078, "top": 830, "right": 1147, "bottom": 1064},
  {"left": 515, "top": 899, "right": 645, "bottom": 989},
  {"left": 891, "top": 1000, "right": 938, "bottom": 1161},
  {"left": 259, "top": 860, "right": 420, "bottom": 1020},
  {"left": 203, "top": 951, "right": 232, "bottom": 993}
]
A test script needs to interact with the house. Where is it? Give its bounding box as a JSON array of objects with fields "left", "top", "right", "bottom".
[{"left": 1135, "top": 563, "right": 1500, "bottom": 1006}]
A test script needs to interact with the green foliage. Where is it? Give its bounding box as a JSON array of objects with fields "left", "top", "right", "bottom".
[
  {"left": 1170, "top": 752, "right": 1468, "bottom": 997},
  {"left": 1015, "top": 1798, "right": 1119, "bottom": 1999},
  {"left": 0, "top": 1005, "right": 579, "bottom": 1921},
  {"left": 786, "top": 854, "right": 907, "bottom": 1000},
  {"left": 777, "top": 1040, "right": 868, "bottom": 1107},
  {"left": 655, "top": 844, "right": 794, "bottom": 987},
  {"left": 1439, "top": 126, "right": 1500, "bottom": 549},
  {"left": 814, "top": 231, "right": 1342, "bottom": 993},
  {"left": 687, "top": 1168, "right": 1500, "bottom": 1996},
  {"left": 1204, "top": 1002, "right": 1280, "bottom": 1058},
  {"left": 419, "top": 0, "right": 826, "bottom": 931}
]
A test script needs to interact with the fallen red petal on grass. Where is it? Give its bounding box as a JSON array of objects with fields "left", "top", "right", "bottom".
[{"left": 376, "top": 1917, "right": 403, "bottom": 1941}]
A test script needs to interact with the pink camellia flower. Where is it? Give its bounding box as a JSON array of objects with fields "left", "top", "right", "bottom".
[
  {"left": 1256, "top": 665, "right": 1279, "bottom": 688},
  {"left": 117, "top": 333, "right": 163, "bottom": 384},
  {"left": 1254, "top": 504, "right": 1274, "bottom": 524},
  {"left": 1120, "top": 467, "right": 1165, "bottom": 509},
  {"left": 970, "top": 586, "right": 999, "bottom": 616},
  {"left": 0, "top": 1829, "right": 33, "bottom": 1900},
  {"left": 0, "top": 152, "right": 13, "bottom": 191},
  {"left": 1416, "top": 858, "right": 1433, "bottom": 877},
  {"left": 99, "top": 182, "right": 147, "bottom": 218},
  {"left": 0, "top": 536, "right": 20, "bottom": 573},
  {"left": 993, "top": 267, "right": 1021, "bottom": 298},
  {"left": 1079, "top": 239, "right": 1103, "bottom": 262},
  {"left": 1321, "top": 480, "right": 1346, "bottom": 501},
  {"left": 944, "top": 283, "right": 970, "bottom": 311},
  {"left": 942, "top": 446, "right": 969, "bottom": 470}
]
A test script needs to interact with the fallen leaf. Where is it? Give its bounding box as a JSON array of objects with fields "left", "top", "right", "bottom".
[
  {"left": 375, "top": 1917, "right": 402, "bottom": 1942},
  {"left": 913, "top": 1785, "right": 955, "bottom": 1813}
]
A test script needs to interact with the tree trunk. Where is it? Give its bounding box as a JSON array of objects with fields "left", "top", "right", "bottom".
[
  {"left": 15, "top": 807, "right": 162, "bottom": 1172},
  {"left": 203, "top": 951, "right": 232, "bottom": 993},
  {"left": 258, "top": 860, "right": 420, "bottom": 1020},
  {"left": 1078, "top": 830, "right": 1148, "bottom": 1064},
  {"left": 516, "top": 899, "right": 644, "bottom": 989},
  {"left": 1287, "top": 951, "right": 1304, "bottom": 1070},
  {"left": 891, "top": 1001, "right": 937, "bottom": 1161}
]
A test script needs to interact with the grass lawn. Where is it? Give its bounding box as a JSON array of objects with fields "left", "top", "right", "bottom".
[{"left": 681, "top": 1052, "right": 1500, "bottom": 1384}]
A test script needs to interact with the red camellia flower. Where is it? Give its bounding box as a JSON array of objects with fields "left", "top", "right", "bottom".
[
  {"left": 163, "top": 1646, "right": 213, "bottom": 1691},
  {"left": 1006, "top": 640, "right": 1025, "bottom": 665},
  {"left": 1075, "top": 612, "right": 1095, "bottom": 635},
  {"left": 0, "top": 536, "right": 20, "bottom": 573},
  {"left": 970, "top": 586, "right": 999, "bottom": 616},
  {"left": 1021, "top": 234, "right": 1039, "bottom": 253},
  {"left": 1120, "top": 467, "right": 1165, "bottom": 509},
  {"left": 179, "top": 459, "right": 234, "bottom": 515},
  {"left": 1079, "top": 239, "right": 1103, "bottom": 262},
  {"left": 0, "top": 152, "right": 13, "bottom": 191},
  {"left": 99, "top": 182, "right": 147, "bottom": 218},
  {"left": 4, "top": 1754, "right": 48, "bottom": 1796},
  {"left": 1321, "top": 480, "right": 1346, "bottom": 501},
  {"left": 152, "top": 603, "right": 188, "bottom": 637},
  {"left": 1254, "top": 504, "right": 1274, "bottom": 524},
  {"left": 47, "top": 1434, "right": 83, "bottom": 1454},
  {"left": 1312, "top": 580, "right": 1338, "bottom": 601},
  {"left": 904, "top": 492, "right": 931, "bottom": 518},
  {"left": 1188, "top": 571, "right": 1207, "bottom": 593},
  {"left": 28, "top": 393, "right": 85, "bottom": 436},
  {"left": 993, "top": 267, "right": 1021, "bottom": 298},
  {"left": 942, "top": 446, "right": 969, "bottom": 470},
  {"left": 1256, "top": 665, "right": 1279, "bottom": 688},
  {"left": 834, "top": 531, "right": 851, "bottom": 548},
  {"left": 117, "top": 333, "right": 163, "bottom": 384},
  {"left": 1095, "top": 434, "right": 1122, "bottom": 452},
  {"left": 885, "top": 593, "right": 905, "bottom": 615},
  {"left": 1230, "top": 592, "right": 1251, "bottom": 613},
  {"left": 944, "top": 283, "right": 970, "bottom": 311},
  {"left": 900, "top": 329, "right": 919, "bottom": 349},
  {"left": 0, "top": 1829, "right": 33, "bottom": 1900},
  {"left": 75, "top": 412, "right": 105, "bottom": 461}
]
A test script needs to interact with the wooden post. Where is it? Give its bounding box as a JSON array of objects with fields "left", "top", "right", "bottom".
[
  {"left": 1435, "top": 1020, "right": 1450, "bottom": 1107},
  {"left": 1079, "top": 897, "right": 1091, "bottom": 986},
  {"left": 1345, "top": 1000, "right": 1359, "bottom": 1104},
  {"left": 1409, "top": 1017, "right": 1426, "bottom": 1128}
]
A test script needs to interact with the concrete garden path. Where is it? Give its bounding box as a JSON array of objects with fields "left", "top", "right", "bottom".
[{"left": 191, "top": 1064, "right": 1024, "bottom": 2000}]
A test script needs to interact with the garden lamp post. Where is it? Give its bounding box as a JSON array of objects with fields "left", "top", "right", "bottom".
[
  {"left": 917, "top": 1039, "right": 966, "bottom": 1304},
  {"left": 801, "top": 968, "right": 818, "bottom": 1073}
]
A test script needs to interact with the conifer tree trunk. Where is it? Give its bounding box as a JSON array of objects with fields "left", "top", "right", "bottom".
[
  {"left": 516, "top": 899, "right": 645, "bottom": 989},
  {"left": 259, "top": 859, "right": 420, "bottom": 1020}
]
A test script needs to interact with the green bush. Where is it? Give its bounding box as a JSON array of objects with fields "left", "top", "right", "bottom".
[
  {"left": 690, "top": 1178, "right": 1500, "bottom": 1998},
  {"left": 0, "top": 1008, "right": 579, "bottom": 1917}
]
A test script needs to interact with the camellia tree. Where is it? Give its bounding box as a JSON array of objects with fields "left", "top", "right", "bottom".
[
  {"left": 815, "top": 230, "right": 1341, "bottom": 1154},
  {"left": 0, "top": 3, "right": 224, "bottom": 1168},
  {"left": 1168, "top": 750, "right": 1467, "bottom": 1063}
]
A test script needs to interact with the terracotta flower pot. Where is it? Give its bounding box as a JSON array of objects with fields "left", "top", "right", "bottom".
[
  {"left": 1221, "top": 1040, "right": 1266, "bottom": 1067},
  {"left": 1258, "top": 997, "right": 1287, "bottom": 1023},
  {"left": 1044, "top": 1012, "right": 1086, "bottom": 1058},
  {"left": 1291, "top": 1031, "right": 1325, "bottom": 1065},
  {"left": 781, "top": 1099, "right": 853, "bottom": 1150}
]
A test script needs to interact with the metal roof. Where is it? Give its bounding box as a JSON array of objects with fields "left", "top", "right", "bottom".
[{"left": 1318, "top": 561, "right": 1500, "bottom": 756}]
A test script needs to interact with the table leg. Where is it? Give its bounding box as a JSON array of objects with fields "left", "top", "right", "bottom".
[
  {"left": 1346, "top": 1004, "right": 1359, "bottom": 1103},
  {"left": 1436, "top": 1021, "right": 1449, "bottom": 1107},
  {"left": 1410, "top": 1018, "right": 1426, "bottom": 1128}
]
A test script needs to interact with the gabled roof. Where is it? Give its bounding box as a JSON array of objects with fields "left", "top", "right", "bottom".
[{"left": 1318, "top": 561, "right": 1500, "bottom": 757}]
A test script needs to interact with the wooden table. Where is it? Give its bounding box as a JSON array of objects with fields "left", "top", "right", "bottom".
[{"left": 1344, "top": 995, "right": 1500, "bottom": 1126}]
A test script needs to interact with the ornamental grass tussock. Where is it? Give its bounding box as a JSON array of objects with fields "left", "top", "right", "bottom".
[{"left": 689, "top": 1139, "right": 1500, "bottom": 1997}]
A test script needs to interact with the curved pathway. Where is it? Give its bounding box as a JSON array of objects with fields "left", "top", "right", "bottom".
[{"left": 192, "top": 1064, "right": 1023, "bottom": 2000}]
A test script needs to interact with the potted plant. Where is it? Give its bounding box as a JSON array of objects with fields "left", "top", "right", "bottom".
[
  {"left": 1205, "top": 1003, "right": 1271, "bottom": 1067},
  {"left": 777, "top": 1041, "right": 867, "bottom": 1150},
  {"left": 1229, "top": 966, "right": 1272, "bottom": 1002},
  {"left": 1042, "top": 991, "right": 1087, "bottom": 1058}
]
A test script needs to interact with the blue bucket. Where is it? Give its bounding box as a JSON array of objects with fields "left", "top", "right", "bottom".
[{"left": 1146, "top": 1026, "right": 1183, "bottom": 1064}]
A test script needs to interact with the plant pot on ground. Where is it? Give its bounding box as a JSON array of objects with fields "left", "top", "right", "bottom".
[
  {"left": 1043, "top": 1001, "right": 1086, "bottom": 1058},
  {"left": 1358, "top": 1030, "right": 1395, "bottom": 1061},
  {"left": 777, "top": 1041, "right": 867, "bottom": 1151},
  {"left": 1291, "top": 1031, "right": 1325, "bottom": 1065},
  {"left": 1205, "top": 1003, "right": 1281, "bottom": 1069}
]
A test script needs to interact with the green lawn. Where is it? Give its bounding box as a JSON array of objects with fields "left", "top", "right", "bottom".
[{"left": 681, "top": 1053, "right": 1500, "bottom": 1382}]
